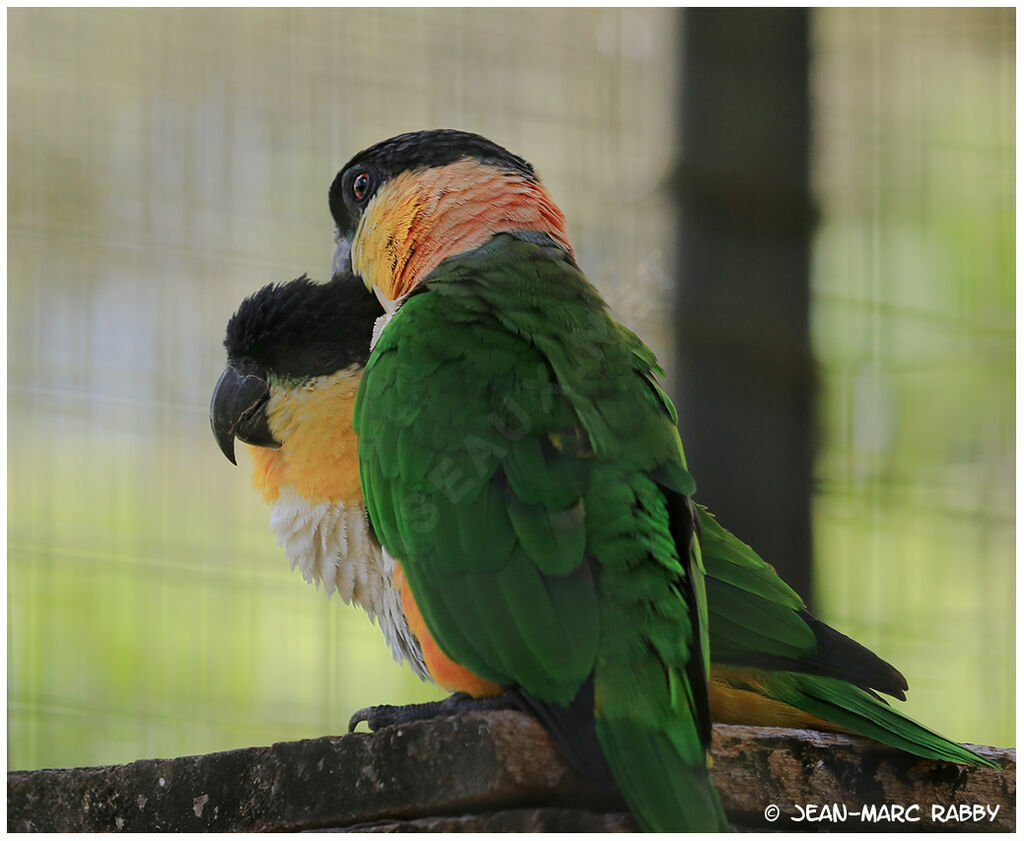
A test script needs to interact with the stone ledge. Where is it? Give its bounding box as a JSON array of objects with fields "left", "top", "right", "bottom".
[
  {"left": 335, "top": 808, "right": 636, "bottom": 833},
  {"left": 7, "top": 712, "right": 1015, "bottom": 832}
]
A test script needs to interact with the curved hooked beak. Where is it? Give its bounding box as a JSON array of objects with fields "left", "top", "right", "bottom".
[
  {"left": 335, "top": 235, "right": 396, "bottom": 315},
  {"left": 210, "top": 365, "right": 281, "bottom": 465},
  {"left": 331, "top": 237, "right": 353, "bottom": 283}
]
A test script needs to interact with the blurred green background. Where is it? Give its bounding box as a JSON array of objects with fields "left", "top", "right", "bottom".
[{"left": 8, "top": 8, "right": 1014, "bottom": 770}]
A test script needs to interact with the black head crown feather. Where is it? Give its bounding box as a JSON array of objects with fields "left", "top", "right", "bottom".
[{"left": 224, "top": 272, "right": 383, "bottom": 379}]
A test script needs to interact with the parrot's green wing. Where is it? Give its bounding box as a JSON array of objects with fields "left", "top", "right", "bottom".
[
  {"left": 618, "top": 332, "right": 994, "bottom": 767},
  {"left": 355, "top": 234, "right": 726, "bottom": 831},
  {"left": 622, "top": 332, "right": 901, "bottom": 683},
  {"left": 698, "top": 509, "right": 902, "bottom": 688},
  {"left": 698, "top": 507, "right": 997, "bottom": 767},
  {"left": 728, "top": 667, "right": 998, "bottom": 766}
]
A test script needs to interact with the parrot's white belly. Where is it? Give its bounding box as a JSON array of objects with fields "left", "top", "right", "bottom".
[{"left": 266, "top": 485, "right": 429, "bottom": 680}]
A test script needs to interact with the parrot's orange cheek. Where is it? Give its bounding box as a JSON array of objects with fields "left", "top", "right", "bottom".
[
  {"left": 251, "top": 369, "right": 365, "bottom": 506},
  {"left": 249, "top": 446, "right": 286, "bottom": 504}
]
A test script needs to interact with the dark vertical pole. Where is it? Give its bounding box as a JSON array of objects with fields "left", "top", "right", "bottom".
[{"left": 673, "top": 9, "right": 816, "bottom": 602}]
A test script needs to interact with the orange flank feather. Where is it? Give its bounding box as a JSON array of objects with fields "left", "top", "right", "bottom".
[
  {"left": 709, "top": 665, "right": 849, "bottom": 732},
  {"left": 352, "top": 159, "right": 573, "bottom": 303},
  {"left": 248, "top": 367, "right": 364, "bottom": 505},
  {"left": 392, "top": 564, "right": 503, "bottom": 698}
]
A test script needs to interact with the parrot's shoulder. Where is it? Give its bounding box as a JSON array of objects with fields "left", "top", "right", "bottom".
[{"left": 401, "top": 235, "right": 688, "bottom": 464}]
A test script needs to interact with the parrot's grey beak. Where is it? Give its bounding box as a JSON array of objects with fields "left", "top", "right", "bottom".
[
  {"left": 331, "top": 236, "right": 352, "bottom": 282},
  {"left": 210, "top": 364, "right": 281, "bottom": 466}
]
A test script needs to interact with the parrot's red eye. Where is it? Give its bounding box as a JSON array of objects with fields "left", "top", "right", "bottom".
[{"left": 352, "top": 173, "right": 371, "bottom": 201}]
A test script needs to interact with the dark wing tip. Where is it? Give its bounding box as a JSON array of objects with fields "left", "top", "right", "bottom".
[{"left": 799, "top": 610, "right": 910, "bottom": 700}]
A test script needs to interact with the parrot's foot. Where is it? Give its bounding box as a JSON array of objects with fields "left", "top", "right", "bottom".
[{"left": 348, "top": 692, "right": 520, "bottom": 733}]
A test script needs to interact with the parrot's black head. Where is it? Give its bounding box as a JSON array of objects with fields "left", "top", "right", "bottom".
[
  {"left": 211, "top": 270, "right": 384, "bottom": 464},
  {"left": 328, "top": 129, "right": 537, "bottom": 241},
  {"left": 224, "top": 272, "right": 383, "bottom": 379}
]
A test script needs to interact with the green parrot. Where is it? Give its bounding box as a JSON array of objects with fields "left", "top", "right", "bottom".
[{"left": 335, "top": 129, "right": 727, "bottom": 831}]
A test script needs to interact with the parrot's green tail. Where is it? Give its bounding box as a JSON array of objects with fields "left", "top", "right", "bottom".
[
  {"left": 776, "top": 672, "right": 999, "bottom": 768},
  {"left": 596, "top": 716, "right": 729, "bottom": 832}
]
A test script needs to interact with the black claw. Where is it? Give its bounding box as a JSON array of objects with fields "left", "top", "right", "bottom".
[
  {"left": 347, "top": 702, "right": 432, "bottom": 733},
  {"left": 348, "top": 693, "right": 521, "bottom": 733},
  {"left": 347, "top": 706, "right": 372, "bottom": 733}
]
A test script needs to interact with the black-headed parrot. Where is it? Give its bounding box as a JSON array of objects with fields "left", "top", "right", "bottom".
[{"left": 211, "top": 130, "right": 996, "bottom": 832}]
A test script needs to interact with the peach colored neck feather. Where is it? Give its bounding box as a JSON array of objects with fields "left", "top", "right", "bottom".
[{"left": 352, "top": 159, "right": 573, "bottom": 302}]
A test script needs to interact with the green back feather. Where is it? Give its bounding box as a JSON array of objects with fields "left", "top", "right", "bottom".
[{"left": 355, "top": 234, "right": 726, "bottom": 831}]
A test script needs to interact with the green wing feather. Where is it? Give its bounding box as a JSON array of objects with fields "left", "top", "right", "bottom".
[
  {"left": 355, "top": 234, "right": 726, "bottom": 831},
  {"left": 697, "top": 507, "right": 995, "bottom": 766},
  {"left": 718, "top": 666, "right": 998, "bottom": 767},
  {"left": 616, "top": 329, "right": 993, "bottom": 767}
]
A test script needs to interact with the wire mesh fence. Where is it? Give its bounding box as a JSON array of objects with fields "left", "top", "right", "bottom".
[
  {"left": 7, "top": 7, "right": 682, "bottom": 770},
  {"left": 811, "top": 7, "right": 1014, "bottom": 749},
  {"left": 7, "top": 7, "right": 1013, "bottom": 771}
]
